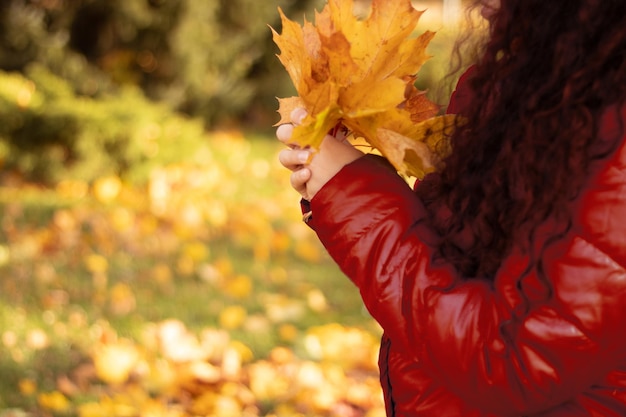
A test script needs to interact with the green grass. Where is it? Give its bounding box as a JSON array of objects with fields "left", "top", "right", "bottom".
[{"left": 0, "top": 135, "right": 382, "bottom": 415}]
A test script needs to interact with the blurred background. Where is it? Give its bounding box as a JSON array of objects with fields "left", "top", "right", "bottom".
[{"left": 0, "top": 0, "right": 466, "bottom": 415}]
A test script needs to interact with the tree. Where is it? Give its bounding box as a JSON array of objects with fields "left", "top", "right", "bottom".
[{"left": 0, "top": 0, "right": 322, "bottom": 128}]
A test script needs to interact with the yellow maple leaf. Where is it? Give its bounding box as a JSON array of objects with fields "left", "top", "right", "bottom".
[
  {"left": 92, "top": 339, "right": 140, "bottom": 385},
  {"left": 272, "top": 0, "right": 456, "bottom": 178},
  {"left": 38, "top": 391, "right": 70, "bottom": 412},
  {"left": 219, "top": 305, "right": 248, "bottom": 329}
]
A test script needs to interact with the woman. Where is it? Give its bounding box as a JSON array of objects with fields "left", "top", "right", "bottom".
[{"left": 276, "top": 0, "right": 626, "bottom": 415}]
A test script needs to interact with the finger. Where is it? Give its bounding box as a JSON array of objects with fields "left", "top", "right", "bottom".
[
  {"left": 278, "top": 148, "right": 312, "bottom": 171},
  {"left": 276, "top": 108, "right": 307, "bottom": 149},
  {"left": 276, "top": 123, "right": 294, "bottom": 144},
  {"left": 290, "top": 107, "right": 307, "bottom": 125},
  {"left": 291, "top": 167, "right": 311, "bottom": 198}
]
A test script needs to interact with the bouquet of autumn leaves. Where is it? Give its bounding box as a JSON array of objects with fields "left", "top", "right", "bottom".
[{"left": 272, "top": 0, "right": 456, "bottom": 179}]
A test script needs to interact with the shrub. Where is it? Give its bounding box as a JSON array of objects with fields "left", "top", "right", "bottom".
[
  {"left": 0, "top": 0, "right": 323, "bottom": 127},
  {"left": 0, "top": 65, "right": 210, "bottom": 185}
]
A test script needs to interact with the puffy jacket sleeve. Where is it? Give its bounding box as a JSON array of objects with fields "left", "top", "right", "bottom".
[{"left": 306, "top": 113, "right": 626, "bottom": 415}]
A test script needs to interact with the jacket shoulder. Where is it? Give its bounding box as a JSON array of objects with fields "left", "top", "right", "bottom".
[{"left": 575, "top": 104, "right": 626, "bottom": 266}]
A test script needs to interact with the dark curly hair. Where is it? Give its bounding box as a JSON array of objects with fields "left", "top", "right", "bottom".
[{"left": 418, "top": 0, "right": 626, "bottom": 280}]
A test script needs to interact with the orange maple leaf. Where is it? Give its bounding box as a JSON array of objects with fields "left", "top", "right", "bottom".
[{"left": 272, "top": 0, "right": 456, "bottom": 178}]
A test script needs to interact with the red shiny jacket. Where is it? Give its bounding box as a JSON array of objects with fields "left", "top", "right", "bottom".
[{"left": 302, "top": 71, "right": 626, "bottom": 416}]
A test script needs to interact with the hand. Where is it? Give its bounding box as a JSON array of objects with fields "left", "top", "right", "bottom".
[{"left": 277, "top": 108, "right": 363, "bottom": 201}]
